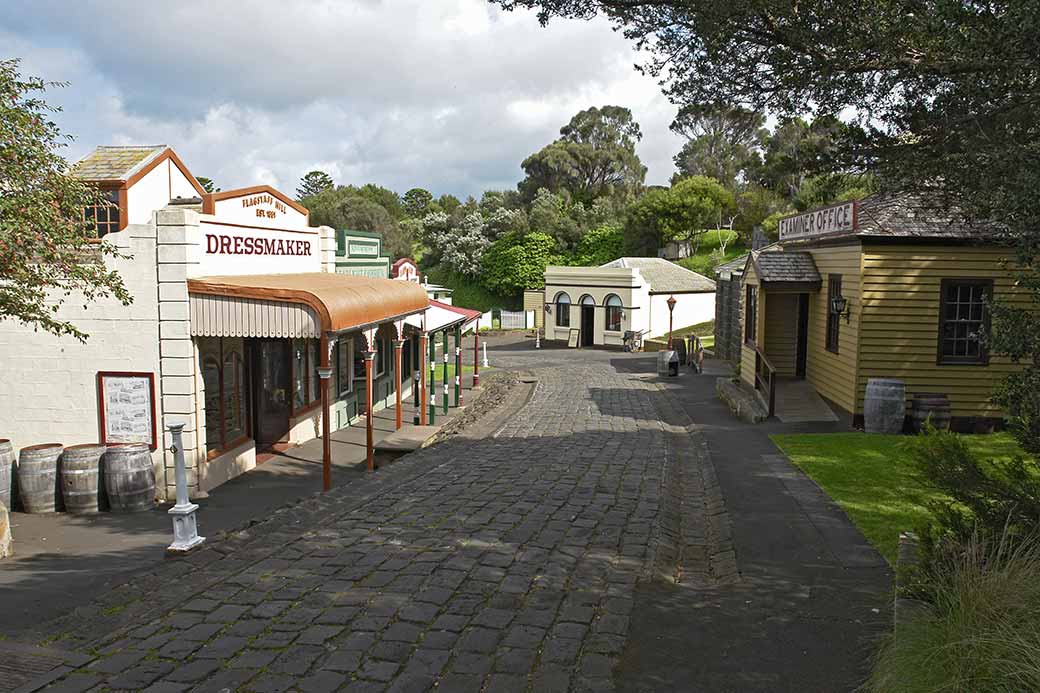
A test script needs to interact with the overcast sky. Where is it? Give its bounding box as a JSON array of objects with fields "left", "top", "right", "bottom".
[{"left": 4, "top": 0, "right": 686, "bottom": 199}]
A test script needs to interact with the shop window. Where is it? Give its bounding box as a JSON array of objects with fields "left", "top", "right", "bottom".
[
  {"left": 826, "top": 275, "right": 842, "bottom": 353},
  {"left": 202, "top": 356, "right": 222, "bottom": 451},
  {"left": 555, "top": 292, "right": 571, "bottom": 328},
  {"left": 222, "top": 348, "right": 245, "bottom": 442},
  {"left": 745, "top": 286, "right": 758, "bottom": 343},
  {"left": 84, "top": 189, "right": 121, "bottom": 239},
  {"left": 939, "top": 278, "right": 991, "bottom": 365},
  {"left": 375, "top": 336, "right": 387, "bottom": 377},
  {"left": 605, "top": 294, "right": 623, "bottom": 332},
  {"left": 291, "top": 338, "right": 321, "bottom": 411},
  {"left": 199, "top": 338, "right": 248, "bottom": 456},
  {"left": 336, "top": 338, "right": 353, "bottom": 396},
  {"left": 353, "top": 333, "right": 369, "bottom": 381}
]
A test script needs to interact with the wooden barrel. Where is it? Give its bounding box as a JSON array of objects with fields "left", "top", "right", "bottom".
[
  {"left": 18, "top": 443, "right": 64, "bottom": 513},
  {"left": 103, "top": 444, "right": 155, "bottom": 513},
  {"left": 864, "top": 378, "right": 906, "bottom": 434},
  {"left": 910, "top": 393, "right": 952, "bottom": 433},
  {"left": 61, "top": 444, "right": 106, "bottom": 514},
  {"left": 0, "top": 439, "right": 13, "bottom": 510}
]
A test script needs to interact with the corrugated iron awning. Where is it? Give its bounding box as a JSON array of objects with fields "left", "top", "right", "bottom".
[{"left": 188, "top": 273, "right": 429, "bottom": 338}]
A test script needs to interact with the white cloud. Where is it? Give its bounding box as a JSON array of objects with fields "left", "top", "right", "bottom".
[{"left": 3, "top": 0, "right": 685, "bottom": 197}]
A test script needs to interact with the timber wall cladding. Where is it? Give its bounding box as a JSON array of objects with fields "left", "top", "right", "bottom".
[
  {"left": 763, "top": 292, "right": 800, "bottom": 376},
  {"left": 804, "top": 244, "right": 862, "bottom": 416},
  {"left": 858, "top": 245, "right": 1024, "bottom": 418}
]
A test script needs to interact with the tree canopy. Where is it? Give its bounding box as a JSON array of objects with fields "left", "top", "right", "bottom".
[
  {"left": 296, "top": 170, "right": 334, "bottom": 200},
  {"left": 0, "top": 59, "right": 130, "bottom": 340},
  {"left": 519, "top": 105, "right": 646, "bottom": 205},
  {"left": 671, "top": 104, "right": 765, "bottom": 189}
]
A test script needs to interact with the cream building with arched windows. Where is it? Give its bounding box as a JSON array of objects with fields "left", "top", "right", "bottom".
[{"left": 543, "top": 257, "right": 715, "bottom": 348}]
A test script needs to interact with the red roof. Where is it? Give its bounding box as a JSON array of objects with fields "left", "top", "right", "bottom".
[
  {"left": 391, "top": 258, "right": 417, "bottom": 277},
  {"left": 430, "top": 299, "right": 480, "bottom": 324}
]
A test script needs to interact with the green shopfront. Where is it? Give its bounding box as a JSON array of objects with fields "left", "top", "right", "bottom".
[{"left": 335, "top": 229, "right": 391, "bottom": 279}]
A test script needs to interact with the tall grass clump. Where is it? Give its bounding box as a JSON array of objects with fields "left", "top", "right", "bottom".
[{"left": 869, "top": 527, "right": 1040, "bottom": 692}]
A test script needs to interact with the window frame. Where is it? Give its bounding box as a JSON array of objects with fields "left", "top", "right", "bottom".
[
  {"left": 199, "top": 337, "right": 251, "bottom": 459},
  {"left": 826, "top": 274, "right": 842, "bottom": 354},
  {"left": 290, "top": 338, "right": 322, "bottom": 414},
  {"left": 937, "top": 277, "right": 992, "bottom": 366},
  {"left": 84, "top": 187, "right": 124, "bottom": 239},
  {"left": 744, "top": 285, "right": 758, "bottom": 344},
  {"left": 335, "top": 337, "right": 353, "bottom": 397},
  {"left": 554, "top": 292, "right": 571, "bottom": 328},
  {"left": 605, "top": 294, "right": 623, "bottom": 332}
]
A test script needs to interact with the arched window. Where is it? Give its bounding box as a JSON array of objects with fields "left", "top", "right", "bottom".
[
  {"left": 555, "top": 292, "right": 571, "bottom": 328},
  {"left": 605, "top": 294, "right": 623, "bottom": 332},
  {"left": 580, "top": 294, "right": 595, "bottom": 306},
  {"left": 199, "top": 336, "right": 249, "bottom": 457}
]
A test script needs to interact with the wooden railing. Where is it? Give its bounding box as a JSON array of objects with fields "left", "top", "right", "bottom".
[{"left": 754, "top": 345, "right": 777, "bottom": 418}]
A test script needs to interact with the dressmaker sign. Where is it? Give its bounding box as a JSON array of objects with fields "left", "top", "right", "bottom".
[
  {"left": 199, "top": 185, "right": 320, "bottom": 276},
  {"left": 779, "top": 200, "right": 858, "bottom": 241}
]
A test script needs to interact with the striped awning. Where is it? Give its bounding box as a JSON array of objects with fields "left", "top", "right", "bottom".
[{"left": 190, "top": 292, "right": 321, "bottom": 338}]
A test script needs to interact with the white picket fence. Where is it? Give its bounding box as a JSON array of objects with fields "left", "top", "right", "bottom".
[{"left": 499, "top": 309, "right": 527, "bottom": 329}]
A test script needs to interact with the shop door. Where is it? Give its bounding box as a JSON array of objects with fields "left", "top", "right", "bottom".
[
  {"left": 252, "top": 339, "right": 290, "bottom": 448},
  {"left": 796, "top": 294, "right": 810, "bottom": 378},
  {"left": 580, "top": 306, "right": 595, "bottom": 346}
]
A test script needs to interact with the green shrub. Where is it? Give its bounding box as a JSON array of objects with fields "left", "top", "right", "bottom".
[
  {"left": 869, "top": 528, "right": 1040, "bottom": 692},
  {"left": 424, "top": 265, "right": 519, "bottom": 312},
  {"left": 906, "top": 427, "right": 1040, "bottom": 548}
]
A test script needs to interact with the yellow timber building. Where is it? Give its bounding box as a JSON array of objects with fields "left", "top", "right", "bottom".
[{"left": 725, "top": 194, "right": 1022, "bottom": 431}]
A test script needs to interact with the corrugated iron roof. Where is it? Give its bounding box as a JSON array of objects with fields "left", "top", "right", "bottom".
[
  {"left": 187, "top": 273, "right": 429, "bottom": 334},
  {"left": 600, "top": 257, "right": 715, "bottom": 293},
  {"left": 71, "top": 145, "right": 167, "bottom": 182}
]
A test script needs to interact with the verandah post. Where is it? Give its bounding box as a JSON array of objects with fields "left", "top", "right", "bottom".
[
  {"left": 473, "top": 319, "right": 480, "bottom": 388},
  {"left": 442, "top": 329, "right": 449, "bottom": 415},
  {"left": 419, "top": 333, "right": 428, "bottom": 426},
  {"left": 454, "top": 325, "right": 462, "bottom": 407},
  {"left": 393, "top": 339, "right": 404, "bottom": 430},
  {"left": 428, "top": 331, "right": 436, "bottom": 425},
  {"left": 364, "top": 350, "right": 375, "bottom": 471}
]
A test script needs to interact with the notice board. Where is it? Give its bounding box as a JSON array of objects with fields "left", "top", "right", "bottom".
[
  {"left": 567, "top": 328, "right": 580, "bottom": 348},
  {"left": 97, "top": 371, "right": 158, "bottom": 449}
]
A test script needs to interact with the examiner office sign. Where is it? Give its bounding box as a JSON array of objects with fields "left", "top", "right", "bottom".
[{"left": 779, "top": 200, "right": 858, "bottom": 241}]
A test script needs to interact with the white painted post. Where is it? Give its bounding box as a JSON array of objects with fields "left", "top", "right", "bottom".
[
  {"left": 167, "top": 423, "right": 204, "bottom": 554},
  {"left": 482, "top": 341, "right": 489, "bottom": 368}
]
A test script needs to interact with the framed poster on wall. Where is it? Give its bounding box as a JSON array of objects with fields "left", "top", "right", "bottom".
[{"left": 97, "top": 371, "right": 158, "bottom": 450}]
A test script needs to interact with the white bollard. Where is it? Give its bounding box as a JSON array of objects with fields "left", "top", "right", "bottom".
[
  {"left": 167, "top": 423, "right": 205, "bottom": 554},
  {"left": 482, "top": 341, "right": 489, "bottom": 368}
]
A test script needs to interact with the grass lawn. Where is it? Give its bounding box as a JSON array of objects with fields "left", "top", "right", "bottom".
[
  {"left": 770, "top": 432, "right": 1023, "bottom": 564},
  {"left": 432, "top": 362, "right": 475, "bottom": 381}
]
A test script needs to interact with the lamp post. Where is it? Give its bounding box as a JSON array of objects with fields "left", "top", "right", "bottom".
[{"left": 666, "top": 294, "right": 677, "bottom": 349}]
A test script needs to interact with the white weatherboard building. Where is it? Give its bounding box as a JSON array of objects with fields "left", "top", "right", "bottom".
[
  {"left": 543, "top": 257, "right": 716, "bottom": 348},
  {"left": 0, "top": 146, "right": 428, "bottom": 500}
]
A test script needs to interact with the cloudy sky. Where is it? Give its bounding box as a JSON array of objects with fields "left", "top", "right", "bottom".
[{"left": 4, "top": 0, "right": 686, "bottom": 199}]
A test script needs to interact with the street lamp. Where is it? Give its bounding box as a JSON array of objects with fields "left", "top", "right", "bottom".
[{"left": 666, "top": 295, "right": 677, "bottom": 348}]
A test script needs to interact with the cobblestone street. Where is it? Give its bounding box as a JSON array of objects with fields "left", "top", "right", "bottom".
[{"left": 29, "top": 344, "right": 724, "bottom": 692}]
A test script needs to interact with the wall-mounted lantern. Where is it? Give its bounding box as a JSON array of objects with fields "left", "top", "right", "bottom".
[{"left": 831, "top": 294, "right": 852, "bottom": 324}]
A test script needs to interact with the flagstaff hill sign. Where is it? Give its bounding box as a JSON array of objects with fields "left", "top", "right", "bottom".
[{"left": 778, "top": 200, "right": 858, "bottom": 241}]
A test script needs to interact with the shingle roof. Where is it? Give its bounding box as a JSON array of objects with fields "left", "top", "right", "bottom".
[
  {"left": 72, "top": 145, "right": 167, "bottom": 182},
  {"left": 855, "top": 192, "right": 1006, "bottom": 240},
  {"left": 751, "top": 251, "right": 822, "bottom": 287},
  {"left": 600, "top": 257, "right": 715, "bottom": 293}
]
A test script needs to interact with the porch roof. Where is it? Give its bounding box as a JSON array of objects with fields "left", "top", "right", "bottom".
[
  {"left": 749, "top": 251, "right": 822, "bottom": 290},
  {"left": 187, "top": 273, "right": 428, "bottom": 338}
]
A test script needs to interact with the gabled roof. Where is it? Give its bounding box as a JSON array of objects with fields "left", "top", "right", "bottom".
[
  {"left": 749, "top": 251, "right": 822, "bottom": 290},
  {"left": 600, "top": 257, "right": 715, "bottom": 293},
  {"left": 202, "top": 185, "right": 310, "bottom": 216},
  {"left": 72, "top": 145, "right": 167, "bottom": 182}
]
